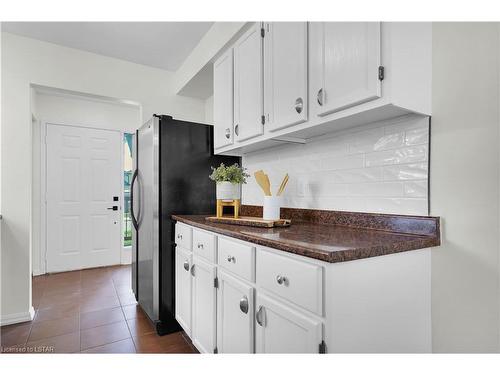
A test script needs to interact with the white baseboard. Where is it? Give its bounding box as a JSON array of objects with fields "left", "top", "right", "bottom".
[{"left": 0, "top": 306, "right": 35, "bottom": 326}]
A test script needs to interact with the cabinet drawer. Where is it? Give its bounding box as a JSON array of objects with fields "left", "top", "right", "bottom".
[
  {"left": 217, "top": 237, "right": 255, "bottom": 282},
  {"left": 192, "top": 228, "right": 217, "bottom": 263},
  {"left": 256, "top": 248, "right": 323, "bottom": 315},
  {"left": 175, "top": 223, "right": 192, "bottom": 250}
]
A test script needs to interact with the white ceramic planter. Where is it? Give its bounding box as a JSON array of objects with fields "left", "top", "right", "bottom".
[{"left": 216, "top": 181, "right": 241, "bottom": 200}]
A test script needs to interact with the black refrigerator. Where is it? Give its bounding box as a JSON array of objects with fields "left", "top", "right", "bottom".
[{"left": 130, "top": 114, "right": 239, "bottom": 335}]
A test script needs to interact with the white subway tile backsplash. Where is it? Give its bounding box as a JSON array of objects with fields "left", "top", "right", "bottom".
[
  {"left": 405, "top": 127, "right": 429, "bottom": 146},
  {"left": 364, "top": 145, "right": 428, "bottom": 167},
  {"left": 242, "top": 115, "right": 429, "bottom": 216},
  {"left": 320, "top": 154, "right": 365, "bottom": 171},
  {"left": 382, "top": 163, "right": 428, "bottom": 181},
  {"left": 348, "top": 182, "right": 405, "bottom": 197},
  {"left": 365, "top": 198, "right": 428, "bottom": 216},
  {"left": 404, "top": 180, "right": 428, "bottom": 198},
  {"left": 332, "top": 167, "right": 383, "bottom": 183}
]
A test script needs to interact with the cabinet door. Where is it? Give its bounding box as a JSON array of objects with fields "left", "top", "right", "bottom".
[
  {"left": 233, "top": 23, "right": 264, "bottom": 142},
  {"left": 213, "top": 48, "right": 234, "bottom": 149},
  {"left": 311, "top": 22, "right": 381, "bottom": 117},
  {"left": 175, "top": 247, "right": 192, "bottom": 336},
  {"left": 217, "top": 270, "right": 254, "bottom": 353},
  {"left": 255, "top": 292, "right": 322, "bottom": 353},
  {"left": 191, "top": 256, "right": 217, "bottom": 353},
  {"left": 264, "top": 22, "right": 308, "bottom": 132}
]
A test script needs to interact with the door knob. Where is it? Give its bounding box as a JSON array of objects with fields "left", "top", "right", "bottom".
[
  {"left": 239, "top": 295, "right": 249, "bottom": 314},
  {"left": 317, "top": 88, "right": 324, "bottom": 106},
  {"left": 295, "top": 97, "right": 303, "bottom": 114},
  {"left": 107, "top": 206, "right": 118, "bottom": 211},
  {"left": 256, "top": 305, "right": 265, "bottom": 327}
]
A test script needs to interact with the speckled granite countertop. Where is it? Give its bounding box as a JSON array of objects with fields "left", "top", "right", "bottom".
[{"left": 172, "top": 206, "right": 440, "bottom": 263}]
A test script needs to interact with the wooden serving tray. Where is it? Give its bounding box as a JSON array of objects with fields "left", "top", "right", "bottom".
[{"left": 206, "top": 216, "right": 291, "bottom": 228}]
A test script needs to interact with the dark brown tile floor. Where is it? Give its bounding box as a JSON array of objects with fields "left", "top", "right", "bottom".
[{"left": 1, "top": 265, "right": 197, "bottom": 354}]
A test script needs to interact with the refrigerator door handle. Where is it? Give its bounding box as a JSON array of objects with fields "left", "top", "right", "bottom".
[{"left": 130, "top": 169, "right": 139, "bottom": 230}]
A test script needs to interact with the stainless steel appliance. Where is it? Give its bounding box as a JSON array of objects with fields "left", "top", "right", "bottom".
[{"left": 131, "top": 114, "right": 238, "bottom": 335}]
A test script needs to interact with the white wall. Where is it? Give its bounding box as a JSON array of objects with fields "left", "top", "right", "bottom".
[
  {"left": 431, "top": 23, "right": 500, "bottom": 352},
  {"left": 1, "top": 32, "right": 206, "bottom": 324},
  {"left": 241, "top": 115, "right": 429, "bottom": 215},
  {"left": 35, "top": 92, "right": 141, "bottom": 131},
  {"left": 31, "top": 92, "right": 141, "bottom": 276}
]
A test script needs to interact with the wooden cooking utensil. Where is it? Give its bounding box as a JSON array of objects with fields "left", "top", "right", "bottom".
[
  {"left": 254, "top": 170, "right": 272, "bottom": 196},
  {"left": 277, "top": 174, "right": 289, "bottom": 196},
  {"left": 263, "top": 173, "right": 272, "bottom": 196}
]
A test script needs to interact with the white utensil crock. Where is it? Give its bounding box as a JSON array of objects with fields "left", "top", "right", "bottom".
[{"left": 263, "top": 196, "right": 282, "bottom": 220}]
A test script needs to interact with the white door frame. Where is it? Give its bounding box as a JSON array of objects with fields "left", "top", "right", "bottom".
[{"left": 39, "top": 120, "right": 125, "bottom": 274}]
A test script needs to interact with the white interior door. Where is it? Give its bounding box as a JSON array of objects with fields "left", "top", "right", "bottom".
[{"left": 46, "top": 123, "right": 122, "bottom": 272}]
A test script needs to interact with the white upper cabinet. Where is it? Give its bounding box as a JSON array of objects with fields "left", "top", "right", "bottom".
[
  {"left": 233, "top": 23, "right": 264, "bottom": 142},
  {"left": 310, "top": 22, "right": 381, "bottom": 117},
  {"left": 213, "top": 22, "right": 431, "bottom": 155},
  {"left": 264, "top": 22, "right": 308, "bottom": 132},
  {"left": 213, "top": 48, "right": 234, "bottom": 149}
]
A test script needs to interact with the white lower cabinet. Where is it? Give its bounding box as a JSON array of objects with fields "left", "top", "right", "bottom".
[
  {"left": 191, "top": 255, "right": 217, "bottom": 353},
  {"left": 217, "top": 270, "right": 254, "bottom": 353},
  {"left": 255, "top": 292, "right": 323, "bottom": 353},
  {"left": 175, "top": 246, "right": 192, "bottom": 336},
  {"left": 175, "top": 223, "right": 432, "bottom": 353}
]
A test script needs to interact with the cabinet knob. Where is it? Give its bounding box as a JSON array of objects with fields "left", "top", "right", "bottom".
[
  {"left": 295, "top": 97, "right": 303, "bottom": 114},
  {"left": 256, "top": 305, "right": 266, "bottom": 327},
  {"left": 225, "top": 128, "right": 231, "bottom": 139},
  {"left": 190, "top": 264, "right": 195, "bottom": 277},
  {"left": 177, "top": 234, "right": 183, "bottom": 240},
  {"left": 183, "top": 260, "right": 190, "bottom": 271},
  {"left": 234, "top": 124, "right": 239, "bottom": 136},
  {"left": 239, "top": 296, "right": 249, "bottom": 314},
  {"left": 197, "top": 243, "right": 204, "bottom": 249},
  {"left": 227, "top": 255, "right": 235, "bottom": 263},
  {"left": 317, "top": 88, "right": 324, "bottom": 106},
  {"left": 276, "top": 275, "right": 288, "bottom": 285}
]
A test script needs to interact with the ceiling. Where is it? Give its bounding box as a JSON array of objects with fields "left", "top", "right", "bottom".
[{"left": 2, "top": 22, "right": 213, "bottom": 71}]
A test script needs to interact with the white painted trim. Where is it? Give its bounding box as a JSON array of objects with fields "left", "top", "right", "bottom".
[
  {"left": 121, "top": 246, "right": 132, "bottom": 265},
  {"left": 41, "top": 120, "right": 124, "bottom": 273},
  {"left": 0, "top": 306, "right": 35, "bottom": 326}
]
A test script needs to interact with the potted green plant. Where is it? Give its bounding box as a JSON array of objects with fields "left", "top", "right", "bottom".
[{"left": 209, "top": 163, "right": 250, "bottom": 200}]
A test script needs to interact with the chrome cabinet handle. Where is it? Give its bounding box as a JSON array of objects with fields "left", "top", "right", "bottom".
[
  {"left": 234, "top": 124, "right": 239, "bottom": 136},
  {"left": 183, "top": 260, "right": 190, "bottom": 271},
  {"left": 276, "top": 275, "right": 288, "bottom": 285},
  {"left": 227, "top": 255, "right": 235, "bottom": 263},
  {"left": 256, "top": 305, "right": 265, "bottom": 327},
  {"left": 295, "top": 97, "right": 303, "bottom": 114},
  {"left": 239, "top": 296, "right": 249, "bottom": 314},
  {"left": 317, "top": 88, "right": 324, "bottom": 106},
  {"left": 197, "top": 243, "right": 204, "bottom": 249},
  {"left": 190, "top": 264, "right": 195, "bottom": 276},
  {"left": 225, "top": 128, "right": 231, "bottom": 139}
]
